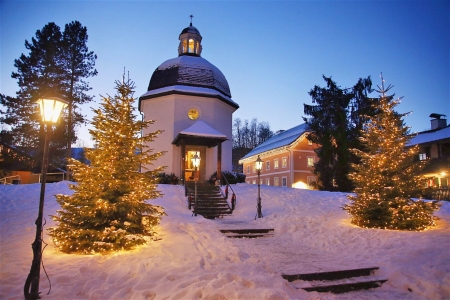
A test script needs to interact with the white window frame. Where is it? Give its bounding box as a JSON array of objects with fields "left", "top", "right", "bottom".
[
  {"left": 307, "top": 176, "right": 316, "bottom": 188},
  {"left": 282, "top": 157, "right": 287, "bottom": 168},
  {"left": 266, "top": 161, "right": 270, "bottom": 171},
  {"left": 247, "top": 165, "right": 250, "bottom": 174},
  {"left": 274, "top": 177, "right": 279, "bottom": 186},
  {"left": 266, "top": 178, "right": 270, "bottom": 186},
  {"left": 419, "top": 153, "right": 427, "bottom": 160},
  {"left": 252, "top": 180, "right": 256, "bottom": 184},
  {"left": 274, "top": 158, "right": 279, "bottom": 169}
]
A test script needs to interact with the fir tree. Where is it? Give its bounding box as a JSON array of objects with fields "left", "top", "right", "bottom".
[
  {"left": 304, "top": 75, "right": 373, "bottom": 192},
  {"left": 344, "top": 75, "right": 440, "bottom": 231},
  {"left": 49, "top": 75, "right": 166, "bottom": 254}
]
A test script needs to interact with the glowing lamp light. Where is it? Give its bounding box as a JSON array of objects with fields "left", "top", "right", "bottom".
[
  {"left": 192, "top": 152, "right": 200, "bottom": 169},
  {"left": 255, "top": 155, "right": 263, "bottom": 173},
  {"left": 37, "top": 97, "right": 68, "bottom": 123}
]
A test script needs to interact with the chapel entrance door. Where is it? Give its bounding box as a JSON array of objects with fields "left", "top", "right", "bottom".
[{"left": 184, "top": 148, "right": 205, "bottom": 182}]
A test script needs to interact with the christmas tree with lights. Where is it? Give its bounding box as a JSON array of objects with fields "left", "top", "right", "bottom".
[
  {"left": 344, "top": 74, "right": 440, "bottom": 231},
  {"left": 49, "top": 75, "right": 166, "bottom": 254}
]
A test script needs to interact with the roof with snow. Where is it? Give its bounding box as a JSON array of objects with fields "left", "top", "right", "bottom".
[
  {"left": 407, "top": 125, "right": 450, "bottom": 146},
  {"left": 172, "top": 120, "right": 228, "bottom": 148},
  {"left": 241, "top": 123, "right": 310, "bottom": 160},
  {"left": 147, "top": 56, "right": 231, "bottom": 98}
]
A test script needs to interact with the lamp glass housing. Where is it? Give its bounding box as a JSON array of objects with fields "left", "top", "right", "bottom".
[
  {"left": 37, "top": 97, "right": 68, "bottom": 123},
  {"left": 192, "top": 153, "right": 200, "bottom": 169},
  {"left": 255, "top": 156, "right": 263, "bottom": 171}
]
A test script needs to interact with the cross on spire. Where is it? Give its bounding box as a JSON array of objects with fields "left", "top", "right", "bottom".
[{"left": 190, "top": 14, "right": 194, "bottom": 26}]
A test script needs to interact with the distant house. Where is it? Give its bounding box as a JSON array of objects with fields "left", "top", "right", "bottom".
[
  {"left": 407, "top": 113, "right": 450, "bottom": 188},
  {"left": 238, "top": 124, "right": 318, "bottom": 189}
]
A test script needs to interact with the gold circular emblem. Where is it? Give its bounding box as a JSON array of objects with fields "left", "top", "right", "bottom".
[{"left": 188, "top": 108, "right": 199, "bottom": 120}]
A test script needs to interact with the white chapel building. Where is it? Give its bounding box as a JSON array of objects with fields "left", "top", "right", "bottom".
[{"left": 139, "top": 22, "right": 239, "bottom": 183}]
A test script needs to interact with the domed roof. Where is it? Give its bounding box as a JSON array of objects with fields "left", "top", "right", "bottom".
[
  {"left": 180, "top": 25, "right": 202, "bottom": 37},
  {"left": 147, "top": 55, "right": 231, "bottom": 98}
]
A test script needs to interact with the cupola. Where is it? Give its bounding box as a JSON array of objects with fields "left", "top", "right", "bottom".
[{"left": 178, "top": 19, "right": 202, "bottom": 56}]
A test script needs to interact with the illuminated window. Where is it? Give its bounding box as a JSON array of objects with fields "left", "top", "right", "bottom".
[
  {"left": 274, "top": 177, "right": 279, "bottom": 186},
  {"left": 260, "top": 179, "right": 263, "bottom": 185},
  {"left": 182, "top": 39, "right": 187, "bottom": 52},
  {"left": 282, "top": 157, "right": 287, "bottom": 168},
  {"left": 419, "top": 153, "right": 427, "bottom": 160},
  {"left": 307, "top": 157, "right": 315, "bottom": 167},
  {"left": 308, "top": 139, "right": 313, "bottom": 146},
  {"left": 196, "top": 41, "right": 200, "bottom": 54},
  {"left": 252, "top": 163, "right": 256, "bottom": 173},
  {"left": 274, "top": 159, "right": 279, "bottom": 169},
  {"left": 188, "top": 39, "right": 194, "bottom": 53},
  {"left": 252, "top": 180, "right": 256, "bottom": 184},
  {"left": 266, "top": 178, "right": 270, "bottom": 185}
]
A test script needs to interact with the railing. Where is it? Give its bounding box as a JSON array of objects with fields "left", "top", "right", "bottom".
[
  {"left": 0, "top": 175, "right": 21, "bottom": 185},
  {"left": 0, "top": 172, "right": 66, "bottom": 185},
  {"left": 220, "top": 172, "right": 237, "bottom": 211}
]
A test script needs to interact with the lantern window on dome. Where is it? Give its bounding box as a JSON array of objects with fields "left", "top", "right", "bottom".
[{"left": 188, "top": 39, "right": 195, "bottom": 53}]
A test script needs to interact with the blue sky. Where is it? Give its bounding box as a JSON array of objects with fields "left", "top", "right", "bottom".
[{"left": 1, "top": 1, "right": 449, "bottom": 147}]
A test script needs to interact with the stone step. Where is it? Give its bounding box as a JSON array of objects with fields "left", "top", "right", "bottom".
[
  {"left": 219, "top": 228, "right": 274, "bottom": 238},
  {"left": 282, "top": 267, "right": 387, "bottom": 294},
  {"left": 300, "top": 279, "right": 388, "bottom": 294},
  {"left": 282, "top": 267, "right": 379, "bottom": 282}
]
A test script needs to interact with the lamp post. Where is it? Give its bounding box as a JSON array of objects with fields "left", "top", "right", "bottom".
[
  {"left": 192, "top": 152, "right": 200, "bottom": 216},
  {"left": 255, "top": 155, "right": 263, "bottom": 219},
  {"left": 24, "top": 97, "right": 67, "bottom": 300}
]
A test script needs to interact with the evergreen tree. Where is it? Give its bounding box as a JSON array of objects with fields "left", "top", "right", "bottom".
[
  {"left": 343, "top": 75, "right": 440, "bottom": 231},
  {"left": 5, "top": 21, "right": 96, "bottom": 169},
  {"left": 60, "top": 21, "right": 98, "bottom": 170},
  {"left": 49, "top": 76, "right": 166, "bottom": 254},
  {"left": 304, "top": 75, "right": 372, "bottom": 192}
]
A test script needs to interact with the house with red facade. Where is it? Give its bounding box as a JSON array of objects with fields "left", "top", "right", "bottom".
[{"left": 239, "top": 123, "right": 318, "bottom": 189}]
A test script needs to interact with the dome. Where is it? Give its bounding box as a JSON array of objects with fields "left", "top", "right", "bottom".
[
  {"left": 147, "top": 55, "right": 231, "bottom": 98},
  {"left": 180, "top": 25, "right": 202, "bottom": 37}
]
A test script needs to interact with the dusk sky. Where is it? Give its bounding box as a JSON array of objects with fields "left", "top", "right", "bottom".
[{"left": 1, "top": 0, "right": 449, "bottom": 147}]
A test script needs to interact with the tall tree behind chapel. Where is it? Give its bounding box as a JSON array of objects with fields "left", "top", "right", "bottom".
[
  {"left": 1, "top": 21, "right": 97, "bottom": 170},
  {"left": 303, "top": 75, "right": 374, "bottom": 192}
]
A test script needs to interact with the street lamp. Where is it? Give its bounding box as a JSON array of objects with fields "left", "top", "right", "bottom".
[
  {"left": 24, "top": 96, "right": 67, "bottom": 300},
  {"left": 192, "top": 152, "right": 200, "bottom": 216},
  {"left": 255, "top": 155, "right": 263, "bottom": 219}
]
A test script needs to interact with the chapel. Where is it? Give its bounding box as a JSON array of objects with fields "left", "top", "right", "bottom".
[{"left": 139, "top": 21, "right": 239, "bottom": 183}]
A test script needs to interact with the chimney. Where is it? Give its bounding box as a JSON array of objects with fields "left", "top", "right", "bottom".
[{"left": 429, "top": 113, "right": 447, "bottom": 130}]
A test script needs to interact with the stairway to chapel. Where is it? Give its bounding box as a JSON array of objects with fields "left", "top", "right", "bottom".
[{"left": 185, "top": 182, "right": 232, "bottom": 219}]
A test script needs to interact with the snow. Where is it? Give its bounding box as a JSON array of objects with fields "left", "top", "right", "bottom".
[
  {"left": 1, "top": 182, "right": 449, "bottom": 299},
  {"left": 241, "top": 123, "right": 309, "bottom": 160},
  {"left": 179, "top": 120, "right": 227, "bottom": 139},
  {"left": 407, "top": 125, "right": 450, "bottom": 146},
  {"left": 140, "top": 84, "right": 237, "bottom": 107}
]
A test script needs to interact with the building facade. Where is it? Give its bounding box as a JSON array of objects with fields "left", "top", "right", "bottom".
[
  {"left": 139, "top": 22, "right": 239, "bottom": 183},
  {"left": 408, "top": 113, "right": 450, "bottom": 188},
  {"left": 239, "top": 124, "right": 318, "bottom": 189}
]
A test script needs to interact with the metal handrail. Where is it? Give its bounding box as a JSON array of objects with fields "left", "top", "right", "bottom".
[{"left": 220, "top": 172, "right": 237, "bottom": 211}]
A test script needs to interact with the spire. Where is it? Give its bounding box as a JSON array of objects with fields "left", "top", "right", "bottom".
[{"left": 178, "top": 17, "right": 202, "bottom": 56}]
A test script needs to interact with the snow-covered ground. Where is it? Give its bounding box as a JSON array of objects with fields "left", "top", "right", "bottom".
[{"left": 1, "top": 182, "right": 449, "bottom": 300}]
